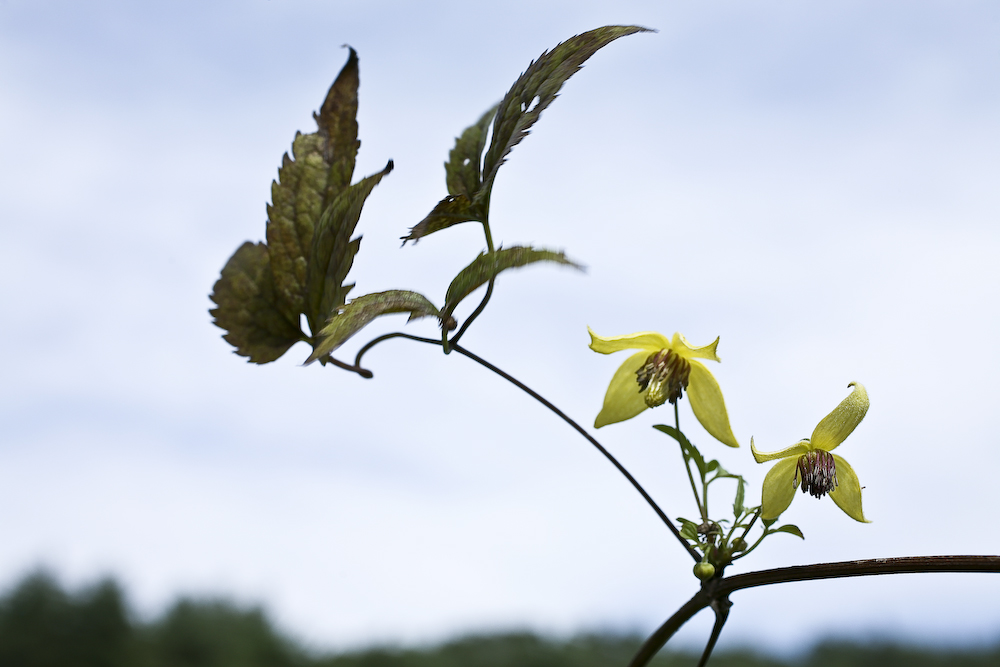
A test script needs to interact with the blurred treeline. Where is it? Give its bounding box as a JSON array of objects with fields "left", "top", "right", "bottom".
[{"left": 1, "top": 571, "right": 998, "bottom": 667}]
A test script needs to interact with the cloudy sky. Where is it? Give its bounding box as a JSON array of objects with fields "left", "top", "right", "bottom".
[{"left": 2, "top": 0, "right": 999, "bottom": 656}]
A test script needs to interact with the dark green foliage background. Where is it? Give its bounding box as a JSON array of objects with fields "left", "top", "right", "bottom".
[{"left": 0, "top": 572, "right": 996, "bottom": 667}]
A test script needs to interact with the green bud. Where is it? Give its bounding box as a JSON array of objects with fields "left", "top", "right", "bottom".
[
  {"left": 693, "top": 562, "right": 716, "bottom": 581},
  {"left": 732, "top": 538, "right": 747, "bottom": 552}
]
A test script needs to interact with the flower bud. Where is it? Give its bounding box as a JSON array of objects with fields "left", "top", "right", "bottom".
[{"left": 693, "top": 561, "right": 716, "bottom": 581}]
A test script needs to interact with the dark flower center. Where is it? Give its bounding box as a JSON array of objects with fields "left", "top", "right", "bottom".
[
  {"left": 636, "top": 349, "right": 691, "bottom": 408},
  {"left": 795, "top": 449, "right": 839, "bottom": 498}
]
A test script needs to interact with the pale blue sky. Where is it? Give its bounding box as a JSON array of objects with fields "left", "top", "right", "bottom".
[{"left": 1, "top": 0, "right": 999, "bottom": 654}]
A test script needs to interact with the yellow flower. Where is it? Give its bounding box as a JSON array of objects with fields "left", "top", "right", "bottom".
[
  {"left": 752, "top": 382, "right": 870, "bottom": 523},
  {"left": 588, "top": 327, "right": 739, "bottom": 448}
]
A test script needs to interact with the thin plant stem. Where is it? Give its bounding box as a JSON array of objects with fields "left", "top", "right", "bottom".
[
  {"left": 696, "top": 596, "right": 732, "bottom": 667},
  {"left": 345, "top": 332, "right": 698, "bottom": 560},
  {"left": 447, "top": 220, "right": 495, "bottom": 351},
  {"left": 452, "top": 343, "right": 700, "bottom": 562},
  {"left": 353, "top": 332, "right": 443, "bottom": 375},
  {"left": 676, "top": 404, "right": 703, "bottom": 522},
  {"left": 629, "top": 555, "right": 1000, "bottom": 667}
]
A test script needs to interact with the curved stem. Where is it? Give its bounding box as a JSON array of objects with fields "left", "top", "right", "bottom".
[
  {"left": 327, "top": 355, "right": 375, "bottom": 379},
  {"left": 630, "top": 555, "right": 1000, "bottom": 667},
  {"left": 719, "top": 555, "right": 1000, "bottom": 596},
  {"left": 627, "top": 589, "right": 712, "bottom": 667},
  {"left": 352, "top": 332, "right": 443, "bottom": 377},
  {"left": 451, "top": 343, "right": 700, "bottom": 562},
  {"left": 697, "top": 596, "right": 732, "bottom": 667},
  {"left": 449, "top": 278, "right": 495, "bottom": 349},
  {"left": 447, "top": 221, "right": 496, "bottom": 350}
]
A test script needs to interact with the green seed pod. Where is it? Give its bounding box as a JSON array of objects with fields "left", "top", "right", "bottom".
[{"left": 693, "top": 561, "right": 716, "bottom": 581}]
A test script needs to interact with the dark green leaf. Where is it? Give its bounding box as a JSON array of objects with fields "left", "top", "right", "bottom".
[
  {"left": 265, "top": 48, "right": 363, "bottom": 322},
  {"left": 480, "top": 26, "right": 652, "bottom": 198},
  {"left": 401, "top": 194, "right": 481, "bottom": 245},
  {"left": 305, "top": 290, "right": 441, "bottom": 364},
  {"left": 314, "top": 46, "right": 360, "bottom": 197},
  {"left": 441, "top": 246, "right": 583, "bottom": 321},
  {"left": 307, "top": 160, "right": 394, "bottom": 332},
  {"left": 209, "top": 242, "right": 305, "bottom": 364},
  {"left": 446, "top": 105, "right": 498, "bottom": 198},
  {"left": 771, "top": 524, "right": 805, "bottom": 539}
]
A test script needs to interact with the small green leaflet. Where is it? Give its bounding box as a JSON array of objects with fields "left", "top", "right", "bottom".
[
  {"left": 442, "top": 246, "right": 584, "bottom": 321},
  {"left": 305, "top": 291, "right": 441, "bottom": 364},
  {"left": 402, "top": 25, "right": 651, "bottom": 244},
  {"left": 446, "top": 105, "right": 498, "bottom": 198},
  {"left": 770, "top": 524, "right": 805, "bottom": 539}
]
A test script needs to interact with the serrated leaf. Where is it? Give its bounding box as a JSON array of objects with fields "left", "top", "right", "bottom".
[
  {"left": 210, "top": 242, "right": 305, "bottom": 363},
  {"left": 401, "top": 106, "right": 495, "bottom": 244},
  {"left": 480, "top": 25, "right": 652, "bottom": 198},
  {"left": 264, "top": 48, "right": 362, "bottom": 326},
  {"left": 305, "top": 290, "right": 441, "bottom": 364},
  {"left": 401, "top": 194, "right": 481, "bottom": 245},
  {"left": 772, "top": 524, "right": 805, "bottom": 539},
  {"left": 441, "top": 246, "right": 583, "bottom": 321},
  {"left": 446, "top": 105, "right": 498, "bottom": 198},
  {"left": 307, "top": 160, "right": 394, "bottom": 332},
  {"left": 314, "top": 46, "right": 360, "bottom": 196}
]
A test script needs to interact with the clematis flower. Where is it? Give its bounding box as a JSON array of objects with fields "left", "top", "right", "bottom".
[
  {"left": 752, "top": 382, "right": 870, "bottom": 523},
  {"left": 588, "top": 327, "right": 739, "bottom": 448}
]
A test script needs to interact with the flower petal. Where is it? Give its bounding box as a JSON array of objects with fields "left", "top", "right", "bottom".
[
  {"left": 829, "top": 454, "right": 870, "bottom": 523},
  {"left": 686, "top": 360, "right": 739, "bottom": 447},
  {"left": 594, "top": 351, "right": 651, "bottom": 428},
  {"left": 811, "top": 382, "right": 869, "bottom": 452},
  {"left": 751, "top": 437, "right": 811, "bottom": 463},
  {"left": 588, "top": 327, "right": 670, "bottom": 355},
  {"left": 761, "top": 457, "right": 799, "bottom": 520},
  {"left": 671, "top": 333, "right": 721, "bottom": 362}
]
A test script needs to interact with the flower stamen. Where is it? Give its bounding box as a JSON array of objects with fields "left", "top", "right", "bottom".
[
  {"left": 636, "top": 348, "right": 692, "bottom": 408},
  {"left": 793, "top": 449, "right": 839, "bottom": 499}
]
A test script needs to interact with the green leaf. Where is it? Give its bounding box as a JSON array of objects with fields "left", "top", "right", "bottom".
[
  {"left": 480, "top": 26, "right": 652, "bottom": 199},
  {"left": 305, "top": 290, "right": 441, "bottom": 364},
  {"left": 441, "top": 246, "right": 583, "bottom": 321},
  {"left": 306, "top": 160, "right": 394, "bottom": 332},
  {"left": 401, "top": 194, "right": 481, "bottom": 245},
  {"left": 677, "top": 518, "right": 700, "bottom": 542},
  {"left": 771, "top": 524, "right": 805, "bottom": 539},
  {"left": 265, "top": 47, "right": 363, "bottom": 323},
  {"left": 446, "top": 105, "right": 498, "bottom": 198},
  {"left": 314, "top": 46, "right": 360, "bottom": 197},
  {"left": 402, "top": 26, "right": 650, "bottom": 245},
  {"left": 654, "top": 425, "right": 709, "bottom": 479},
  {"left": 652, "top": 424, "right": 691, "bottom": 448},
  {"left": 209, "top": 242, "right": 305, "bottom": 364},
  {"left": 733, "top": 478, "right": 745, "bottom": 517},
  {"left": 400, "top": 105, "right": 496, "bottom": 245}
]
